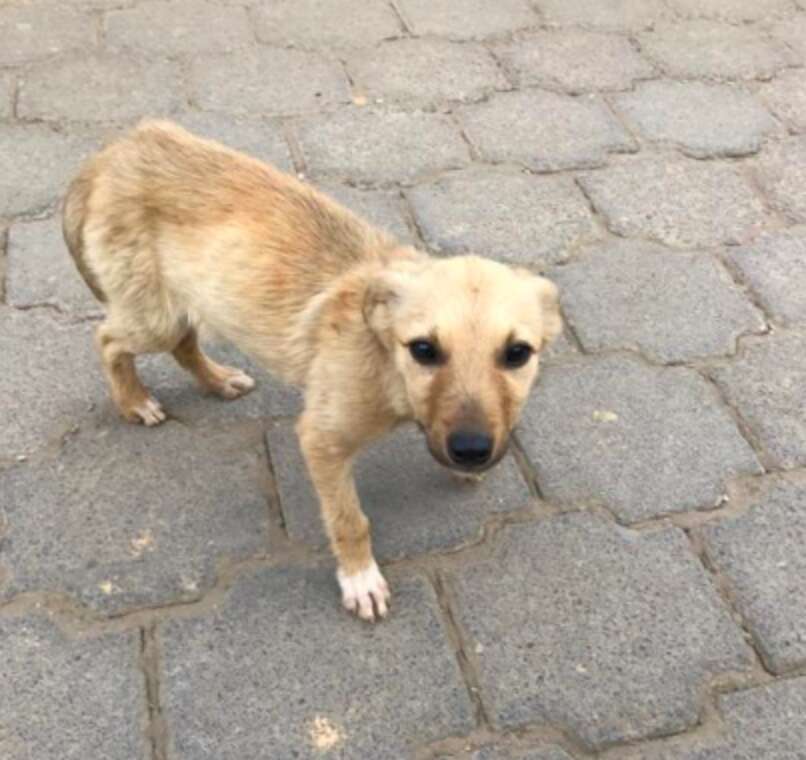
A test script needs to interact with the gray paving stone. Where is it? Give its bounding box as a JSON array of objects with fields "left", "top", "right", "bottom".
[
  {"left": 0, "top": 4, "right": 95, "bottom": 65},
  {"left": 453, "top": 514, "right": 752, "bottom": 748},
  {"left": 772, "top": 14, "right": 806, "bottom": 60},
  {"left": 0, "top": 74, "right": 13, "bottom": 119},
  {"left": 160, "top": 567, "right": 474, "bottom": 759},
  {"left": 0, "top": 308, "right": 105, "bottom": 459},
  {"left": 442, "top": 747, "right": 574, "bottom": 760},
  {"left": 406, "top": 168, "right": 599, "bottom": 266},
  {"left": 298, "top": 108, "right": 469, "bottom": 184},
  {"left": 7, "top": 217, "right": 101, "bottom": 317},
  {"left": 724, "top": 229, "right": 806, "bottom": 326},
  {"left": 494, "top": 30, "right": 655, "bottom": 93},
  {"left": 460, "top": 90, "right": 635, "bottom": 172},
  {"left": 0, "top": 125, "right": 98, "bottom": 216},
  {"left": 172, "top": 112, "right": 293, "bottom": 170},
  {"left": 702, "top": 473, "right": 806, "bottom": 673},
  {"left": 18, "top": 54, "right": 184, "bottom": 123},
  {"left": 554, "top": 240, "right": 765, "bottom": 362},
  {"left": 315, "top": 182, "right": 413, "bottom": 242},
  {"left": 0, "top": 420, "right": 269, "bottom": 614},
  {"left": 518, "top": 355, "right": 762, "bottom": 522},
  {"left": 709, "top": 331, "right": 806, "bottom": 469},
  {"left": 623, "top": 678, "right": 806, "bottom": 759},
  {"left": 535, "top": 0, "right": 671, "bottom": 31},
  {"left": 578, "top": 157, "right": 766, "bottom": 248},
  {"left": 347, "top": 38, "right": 508, "bottom": 108},
  {"left": 105, "top": 0, "right": 253, "bottom": 55},
  {"left": 639, "top": 21, "right": 794, "bottom": 80},
  {"left": 0, "top": 616, "right": 146, "bottom": 760},
  {"left": 138, "top": 339, "right": 302, "bottom": 422},
  {"left": 253, "top": 0, "right": 403, "bottom": 48},
  {"left": 760, "top": 69, "right": 806, "bottom": 132},
  {"left": 268, "top": 422, "right": 530, "bottom": 559},
  {"left": 614, "top": 81, "right": 777, "bottom": 157},
  {"left": 754, "top": 137, "right": 806, "bottom": 222},
  {"left": 191, "top": 48, "right": 350, "bottom": 117},
  {"left": 665, "top": 0, "right": 795, "bottom": 22},
  {"left": 395, "top": 0, "right": 537, "bottom": 40}
]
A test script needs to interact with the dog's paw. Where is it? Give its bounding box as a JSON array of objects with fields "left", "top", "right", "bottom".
[
  {"left": 212, "top": 368, "right": 255, "bottom": 400},
  {"left": 125, "top": 396, "right": 166, "bottom": 427},
  {"left": 337, "top": 561, "right": 390, "bottom": 622}
]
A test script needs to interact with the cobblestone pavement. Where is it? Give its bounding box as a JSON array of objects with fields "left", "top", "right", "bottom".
[{"left": 1, "top": 1, "right": 806, "bottom": 758}]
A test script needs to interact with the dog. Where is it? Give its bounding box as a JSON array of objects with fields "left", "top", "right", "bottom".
[{"left": 62, "top": 120, "right": 561, "bottom": 621}]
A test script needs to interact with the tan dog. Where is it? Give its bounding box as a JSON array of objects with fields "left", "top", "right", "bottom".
[{"left": 63, "top": 120, "right": 561, "bottom": 621}]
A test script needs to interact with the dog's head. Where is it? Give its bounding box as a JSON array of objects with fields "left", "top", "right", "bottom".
[{"left": 364, "top": 254, "right": 561, "bottom": 472}]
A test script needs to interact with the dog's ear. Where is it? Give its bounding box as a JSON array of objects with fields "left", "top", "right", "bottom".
[
  {"left": 362, "top": 267, "right": 415, "bottom": 344},
  {"left": 533, "top": 275, "right": 562, "bottom": 346}
]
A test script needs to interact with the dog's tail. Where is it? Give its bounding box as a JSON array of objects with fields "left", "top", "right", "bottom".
[{"left": 62, "top": 166, "right": 107, "bottom": 302}]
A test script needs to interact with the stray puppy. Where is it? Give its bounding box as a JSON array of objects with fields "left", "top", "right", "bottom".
[{"left": 63, "top": 120, "right": 561, "bottom": 621}]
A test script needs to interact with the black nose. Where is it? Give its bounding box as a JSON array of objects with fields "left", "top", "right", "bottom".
[{"left": 447, "top": 431, "right": 493, "bottom": 467}]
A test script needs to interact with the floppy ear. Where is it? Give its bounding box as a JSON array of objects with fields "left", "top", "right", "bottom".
[
  {"left": 534, "top": 275, "right": 562, "bottom": 346},
  {"left": 362, "top": 267, "right": 416, "bottom": 346}
]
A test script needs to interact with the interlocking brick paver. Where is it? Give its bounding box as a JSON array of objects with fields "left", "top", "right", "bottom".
[
  {"left": 298, "top": 108, "right": 469, "bottom": 184},
  {"left": 442, "top": 747, "right": 574, "bottom": 760},
  {"left": 460, "top": 90, "right": 635, "bottom": 171},
  {"left": 395, "top": 0, "right": 537, "bottom": 40},
  {"left": 724, "top": 229, "right": 806, "bottom": 326},
  {"left": 0, "top": 4, "right": 94, "bottom": 65},
  {"left": 267, "top": 422, "right": 530, "bottom": 559},
  {"left": 0, "top": 421, "right": 270, "bottom": 614},
  {"left": 614, "top": 81, "right": 777, "bottom": 157},
  {"left": 253, "top": 0, "right": 403, "bottom": 48},
  {"left": 535, "top": 0, "right": 671, "bottom": 31},
  {"left": 0, "top": 616, "right": 146, "bottom": 760},
  {"left": 554, "top": 240, "right": 764, "bottom": 362},
  {"left": 623, "top": 678, "right": 806, "bottom": 759},
  {"left": 105, "top": 0, "right": 253, "bottom": 55},
  {"left": 0, "top": 125, "right": 98, "bottom": 216},
  {"left": 347, "top": 39, "right": 508, "bottom": 108},
  {"left": 640, "top": 21, "right": 793, "bottom": 80},
  {"left": 172, "top": 112, "right": 293, "bottom": 170},
  {"left": 754, "top": 137, "right": 806, "bottom": 222},
  {"left": 494, "top": 31, "right": 654, "bottom": 93},
  {"left": 18, "top": 54, "right": 184, "bottom": 123},
  {"left": 771, "top": 14, "right": 806, "bottom": 60},
  {"left": 709, "top": 332, "right": 806, "bottom": 469},
  {"left": 453, "top": 515, "right": 752, "bottom": 748},
  {"left": 7, "top": 217, "right": 101, "bottom": 317},
  {"left": 0, "top": 308, "right": 104, "bottom": 458},
  {"left": 702, "top": 473, "right": 806, "bottom": 673},
  {"left": 160, "top": 568, "right": 475, "bottom": 759},
  {"left": 665, "top": 0, "right": 795, "bottom": 22},
  {"left": 406, "top": 168, "right": 599, "bottom": 266},
  {"left": 517, "top": 355, "right": 762, "bottom": 522},
  {"left": 191, "top": 48, "right": 350, "bottom": 117},
  {"left": 578, "top": 156, "right": 766, "bottom": 248},
  {"left": 316, "top": 182, "right": 413, "bottom": 242},
  {"left": 760, "top": 69, "right": 806, "bottom": 132},
  {"left": 0, "top": 74, "right": 13, "bottom": 119}
]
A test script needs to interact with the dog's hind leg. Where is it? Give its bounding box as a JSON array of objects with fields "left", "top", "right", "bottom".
[
  {"left": 96, "top": 320, "right": 167, "bottom": 426},
  {"left": 171, "top": 328, "right": 255, "bottom": 399}
]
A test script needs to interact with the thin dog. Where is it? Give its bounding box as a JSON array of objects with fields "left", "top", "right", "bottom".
[{"left": 63, "top": 120, "right": 561, "bottom": 621}]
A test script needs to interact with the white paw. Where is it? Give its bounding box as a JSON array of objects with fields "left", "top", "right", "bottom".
[
  {"left": 337, "top": 561, "right": 390, "bottom": 622},
  {"left": 133, "top": 397, "right": 166, "bottom": 427},
  {"left": 218, "top": 369, "right": 255, "bottom": 399}
]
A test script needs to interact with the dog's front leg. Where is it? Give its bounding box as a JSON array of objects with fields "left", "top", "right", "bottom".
[{"left": 296, "top": 417, "right": 390, "bottom": 621}]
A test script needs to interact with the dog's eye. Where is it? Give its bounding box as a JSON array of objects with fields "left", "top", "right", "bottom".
[
  {"left": 409, "top": 339, "right": 440, "bottom": 366},
  {"left": 503, "top": 342, "right": 534, "bottom": 369}
]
